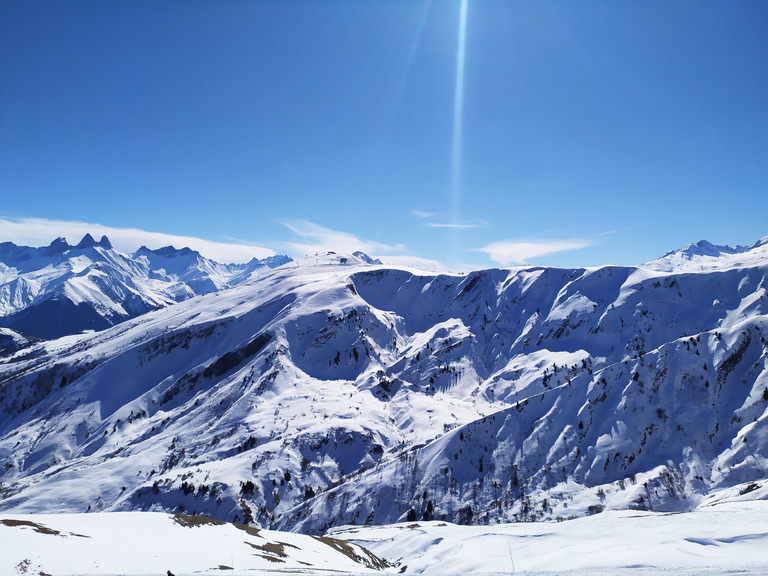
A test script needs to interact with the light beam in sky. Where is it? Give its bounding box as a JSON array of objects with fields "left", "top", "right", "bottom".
[
  {"left": 392, "top": 1, "right": 432, "bottom": 112},
  {"left": 450, "top": 0, "right": 468, "bottom": 258}
]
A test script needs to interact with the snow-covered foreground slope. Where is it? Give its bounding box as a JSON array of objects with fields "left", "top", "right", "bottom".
[
  {"left": 1, "top": 240, "right": 767, "bottom": 536},
  {"left": 0, "top": 511, "right": 387, "bottom": 575},
  {"left": 336, "top": 496, "right": 768, "bottom": 575},
  {"left": 2, "top": 497, "right": 767, "bottom": 575},
  {"left": 0, "top": 234, "right": 290, "bottom": 341}
]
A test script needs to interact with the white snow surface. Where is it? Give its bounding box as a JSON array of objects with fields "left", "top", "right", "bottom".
[
  {"left": 333, "top": 496, "right": 768, "bottom": 575},
  {"left": 0, "top": 511, "right": 387, "bottom": 575},
  {"left": 1, "top": 497, "right": 767, "bottom": 575}
]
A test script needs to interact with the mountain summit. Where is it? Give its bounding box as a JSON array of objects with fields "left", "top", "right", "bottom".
[{"left": 74, "top": 233, "right": 112, "bottom": 250}]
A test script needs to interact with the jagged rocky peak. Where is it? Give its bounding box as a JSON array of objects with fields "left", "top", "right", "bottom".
[
  {"left": 43, "top": 236, "right": 71, "bottom": 254},
  {"left": 75, "top": 233, "right": 96, "bottom": 249},
  {"left": 73, "top": 233, "right": 112, "bottom": 250},
  {"left": 50, "top": 236, "right": 69, "bottom": 248}
]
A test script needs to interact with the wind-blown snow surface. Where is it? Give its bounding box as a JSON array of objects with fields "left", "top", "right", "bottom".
[
  {"left": 0, "top": 234, "right": 290, "bottom": 341},
  {"left": 1, "top": 241, "right": 767, "bottom": 538}
]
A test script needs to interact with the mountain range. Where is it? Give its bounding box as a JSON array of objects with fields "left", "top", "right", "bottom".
[
  {"left": 0, "top": 234, "right": 290, "bottom": 344},
  {"left": 0, "top": 235, "right": 766, "bottom": 536}
]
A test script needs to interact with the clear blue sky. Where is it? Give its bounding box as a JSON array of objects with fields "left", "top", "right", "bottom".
[{"left": 1, "top": 0, "right": 767, "bottom": 269}]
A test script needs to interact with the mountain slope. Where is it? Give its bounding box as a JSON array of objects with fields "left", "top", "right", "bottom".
[
  {"left": 0, "top": 234, "right": 291, "bottom": 341},
  {"left": 0, "top": 243, "right": 766, "bottom": 534},
  {"left": 0, "top": 511, "right": 388, "bottom": 575}
]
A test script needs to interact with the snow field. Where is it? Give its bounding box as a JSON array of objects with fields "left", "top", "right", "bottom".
[
  {"left": 2, "top": 497, "right": 767, "bottom": 575},
  {"left": 0, "top": 511, "right": 387, "bottom": 575},
  {"left": 333, "top": 497, "right": 768, "bottom": 575}
]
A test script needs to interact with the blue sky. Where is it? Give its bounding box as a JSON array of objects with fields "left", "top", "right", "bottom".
[{"left": 1, "top": 1, "right": 766, "bottom": 270}]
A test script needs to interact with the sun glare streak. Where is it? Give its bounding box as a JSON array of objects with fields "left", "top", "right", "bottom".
[
  {"left": 380, "top": 1, "right": 432, "bottom": 156},
  {"left": 392, "top": 1, "right": 432, "bottom": 110},
  {"left": 450, "top": 0, "right": 468, "bottom": 255}
]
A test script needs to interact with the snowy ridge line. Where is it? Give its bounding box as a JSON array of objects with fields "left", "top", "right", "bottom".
[{"left": 643, "top": 235, "right": 768, "bottom": 273}]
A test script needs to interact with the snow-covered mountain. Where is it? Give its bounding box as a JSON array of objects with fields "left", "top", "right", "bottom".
[
  {"left": 0, "top": 234, "right": 291, "bottom": 342},
  {"left": 0, "top": 239, "right": 766, "bottom": 536},
  {"left": 644, "top": 236, "right": 768, "bottom": 273}
]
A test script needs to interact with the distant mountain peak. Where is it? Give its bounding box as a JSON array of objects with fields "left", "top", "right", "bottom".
[
  {"left": 353, "top": 251, "right": 383, "bottom": 265},
  {"left": 676, "top": 239, "right": 744, "bottom": 258},
  {"left": 75, "top": 233, "right": 97, "bottom": 249},
  {"left": 137, "top": 245, "right": 197, "bottom": 258},
  {"left": 248, "top": 254, "right": 292, "bottom": 268},
  {"left": 645, "top": 236, "right": 765, "bottom": 272},
  {"left": 753, "top": 235, "right": 768, "bottom": 249},
  {"left": 73, "top": 233, "right": 112, "bottom": 250},
  {"left": 44, "top": 237, "right": 70, "bottom": 254}
]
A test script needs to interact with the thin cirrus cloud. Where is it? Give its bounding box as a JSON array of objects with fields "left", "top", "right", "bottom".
[
  {"left": 280, "top": 220, "right": 454, "bottom": 272},
  {"left": 280, "top": 219, "right": 405, "bottom": 257},
  {"left": 477, "top": 238, "right": 592, "bottom": 266},
  {"left": 411, "top": 209, "right": 486, "bottom": 229},
  {"left": 0, "top": 217, "right": 275, "bottom": 263},
  {"left": 426, "top": 222, "right": 485, "bottom": 229},
  {"left": 410, "top": 210, "right": 438, "bottom": 220},
  {"left": 379, "top": 254, "right": 450, "bottom": 273}
]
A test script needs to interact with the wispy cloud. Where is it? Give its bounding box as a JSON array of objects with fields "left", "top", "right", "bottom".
[
  {"left": 0, "top": 217, "right": 274, "bottom": 263},
  {"left": 426, "top": 222, "right": 484, "bottom": 229},
  {"left": 477, "top": 238, "right": 592, "bottom": 266},
  {"left": 411, "top": 209, "right": 438, "bottom": 220},
  {"left": 411, "top": 209, "right": 486, "bottom": 230},
  {"left": 280, "top": 219, "right": 405, "bottom": 257},
  {"left": 378, "top": 254, "right": 450, "bottom": 272}
]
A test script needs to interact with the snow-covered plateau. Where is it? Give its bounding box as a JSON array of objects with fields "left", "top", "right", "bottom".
[{"left": 1, "top": 236, "right": 768, "bottom": 574}]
